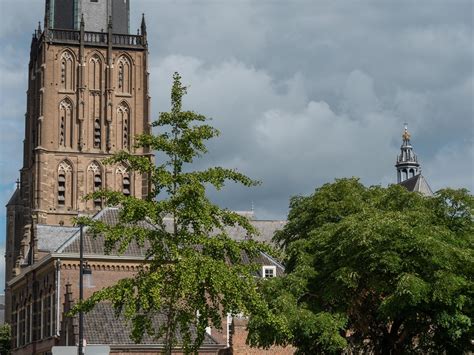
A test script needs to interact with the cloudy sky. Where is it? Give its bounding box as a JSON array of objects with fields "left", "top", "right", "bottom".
[{"left": 0, "top": 0, "right": 473, "bottom": 283}]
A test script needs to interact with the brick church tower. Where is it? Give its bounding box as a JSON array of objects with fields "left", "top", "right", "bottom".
[{"left": 5, "top": 0, "right": 151, "bottom": 322}]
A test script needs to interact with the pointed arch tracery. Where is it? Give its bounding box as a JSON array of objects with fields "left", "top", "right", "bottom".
[
  {"left": 87, "top": 161, "right": 103, "bottom": 210},
  {"left": 58, "top": 160, "right": 73, "bottom": 209},
  {"left": 59, "top": 98, "right": 74, "bottom": 148},
  {"left": 88, "top": 54, "right": 102, "bottom": 91},
  {"left": 60, "top": 50, "right": 75, "bottom": 91},
  {"left": 116, "top": 164, "right": 131, "bottom": 197},
  {"left": 117, "top": 102, "right": 130, "bottom": 150},
  {"left": 87, "top": 53, "right": 103, "bottom": 149},
  {"left": 117, "top": 55, "right": 131, "bottom": 94}
]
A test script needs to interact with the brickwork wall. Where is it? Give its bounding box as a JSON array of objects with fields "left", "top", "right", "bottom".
[
  {"left": 31, "top": 43, "right": 149, "bottom": 226},
  {"left": 229, "top": 318, "right": 294, "bottom": 355}
]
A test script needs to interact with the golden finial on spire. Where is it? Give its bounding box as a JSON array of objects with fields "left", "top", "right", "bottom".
[{"left": 402, "top": 123, "right": 411, "bottom": 141}]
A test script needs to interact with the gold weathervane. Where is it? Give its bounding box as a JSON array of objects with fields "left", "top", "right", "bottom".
[{"left": 402, "top": 123, "right": 411, "bottom": 141}]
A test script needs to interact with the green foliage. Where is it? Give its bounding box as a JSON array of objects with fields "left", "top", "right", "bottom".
[
  {"left": 247, "top": 178, "right": 474, "bottom": 354},
  {"left": 0, "top": 324, "right": 11, "bottom": 355},
  {"left": 74, "top": 73, "right": 270, "bottom": 354}
]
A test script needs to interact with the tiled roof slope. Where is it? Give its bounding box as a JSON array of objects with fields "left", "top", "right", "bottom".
[
  {"left": 56, "top": 208, "right": 156, "bottom": 255},
  {"left": 36, "top": 225, "right": 79, "bottom": 252},
  {"left": 52, "top": 207, "right": 285, "bottom": 274},
  {"left": 84, "top": 302, "right": 220, "bottom": 346},
  {"left": 399, "top": 174, "right": 433, "bottom": 196},
  {"left": 6, "top": 188, "right": 21, "bottom": 206},
  {"left": 55, "top": 208, "right": 285, "bottom": 256}
]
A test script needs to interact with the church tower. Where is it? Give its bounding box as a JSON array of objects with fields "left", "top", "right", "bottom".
[
  {"left": 395, "top": 124, "right": 420, "bottom": 183},
  {"left": 6, "top": 0, "right": 151, "bottom": 285}
]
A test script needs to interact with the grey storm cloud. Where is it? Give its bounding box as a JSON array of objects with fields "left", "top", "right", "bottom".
[{"left": 0, "top": 0, "right": 473, "bottom": 223}]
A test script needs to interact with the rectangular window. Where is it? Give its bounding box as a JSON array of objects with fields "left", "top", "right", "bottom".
[
  {"left": 262, "top": 266, "right": 276, "bottom": 278},
  {"left": 90, "top": 0, "right": 99, "bottom": 2}
]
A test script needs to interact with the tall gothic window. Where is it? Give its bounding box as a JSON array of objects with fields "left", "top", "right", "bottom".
[
  {"left": 117, "top": 103, "right": 130, "bottom": 150},
  {"left": 116, "top": 165, "right": 131, "bottom": 196},
  {"left": 89, "top": 55, "right": 102, "bottom": 91},
  {"left": 58, "top": 161, "right": 73, "bottom": 208},
  {"left": 60, "top": 51, "right": 74, "bottom": 91},
  {"left": 19, "top": 302, "right": 25, "bottom": 346},
  {"left": 88, "top": 161, "right": 103, "bottom": 210},
  {"left": 27, "top": 297, "right": 33, "bottom": 344},
  {"left": 13, "top": 304, "right": 18, "bottom": 347},
  {"left": 42, "top": 290, "right": 51, "bottom": 338},
  {"left": 59, "top": 99, "right": 73, "bottom": 148},
  {"left": 117, "top": 56, "right": 131, "bottom": 94}
]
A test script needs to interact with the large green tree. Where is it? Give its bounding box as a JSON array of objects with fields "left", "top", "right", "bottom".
[
  {"left": 247, "top": 178, "right": 474, "bottom": 354},
  {"left": 76, "top": 73, "right": 269, "bottom": 353}
]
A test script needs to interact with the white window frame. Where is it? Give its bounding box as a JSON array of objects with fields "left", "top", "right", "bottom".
[{"left": 262, "top": 265, "right": 276, "bottom": 278}]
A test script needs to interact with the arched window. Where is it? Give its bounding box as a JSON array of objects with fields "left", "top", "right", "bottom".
[
  {"left": 59, "top": 99, "right": 74, "bottom": 148},
  {"left": 27, "top": 296, "right": 33, "bottom": 344},
  {"left": 117, "top": 103, "right": 130, "bottom": 150},
  {"left": 58, "top": 161, "right": 73, "bottom": 209},
  {"left": 89, "top": 55, "right": 102, "bottom": 91},
  {"left": 117, "top": 56, "right": 131, "bottom": 93},
  {"left": 116, "top": 165, "right": 131, "bottom": 196},
  {"left": 60, "top": 51, "right": 74, "bottom": 91},
  {"left": 87, "top": 161, "right": 103, "bottom": 210}
]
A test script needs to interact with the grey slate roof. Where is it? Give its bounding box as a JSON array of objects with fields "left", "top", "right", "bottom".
[
  {"left": 36, "top": 225, "right": 79, "bottom": 252},
  {"left": 84, "top": 302, "right": 220, "bottom": 346},
  {"left": 53, "top": 207, "right": 285, "bottom": 256},
  {"left": 60, "top": 233, "right": 149, "bottom": 257},
  {"left": 225, "top": 220, "right": 287, "bottom": 244},
  {"left": 399, "top": 174, "right": 433, "bottom": 196},
  {"left": 6, "top": 188, "right": 20, "bottom": 206},
  {"left": 56, "top": 208, "right": 156, "bottom": 255},
  {"left": 51, "top": 207, "right": 285, "bottom": 273}
]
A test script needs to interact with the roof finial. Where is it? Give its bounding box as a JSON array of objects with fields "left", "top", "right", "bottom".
[
  {"left": 80, "top": 13, "right": 85, "bottom": 27},
  {"left": 38, "top": 22, "right": 42, "bottom": 33},
  {"left": 402, "top": 123, "right": 411, "bottom": 141},
  {"left": 141, "top": 13, "right": 147, "bottom": 35},
  {"left": 16, "top": 178, "right": 20, "bottom": 189}
]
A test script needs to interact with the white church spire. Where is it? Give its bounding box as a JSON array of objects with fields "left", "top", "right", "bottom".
[{"left": 396, "top": 124, "right": 420, "bottom": 183}]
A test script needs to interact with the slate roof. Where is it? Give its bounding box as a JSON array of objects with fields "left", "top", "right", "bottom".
[
  {"left": 84, "top": 302, "right": 220, "bottom": 346},
  {"left": 36, "top": 225, "right": 79, "bottom": 252},
  {"left": 60, "top": 233, "right": 149, "bottom": 257},
  {"left": 6, "top": 188, "right": 20, "bottom": 206},
  {"left": 48, "top": 207, "right": 285, "bottom": 274},
  {"left": 224, "top": 220, "right": 286, "bottom": 244},
  {"left": 56, "top": 208, "right": 156, "bottom": 255},
  {"left": 52, "top": 207, "right": 285, "bottom": 256},
  {"left": 399, "top": 174, "right": 433, "bottom": 196}
]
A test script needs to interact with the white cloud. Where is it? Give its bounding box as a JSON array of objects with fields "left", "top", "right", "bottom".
[{"left": 0, "top": 0, "right": 472, "bottom": 220}]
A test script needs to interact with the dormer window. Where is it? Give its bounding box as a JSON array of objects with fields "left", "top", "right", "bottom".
[{"left": 262, "top": 266, "right": 276, "bottom": 278}]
